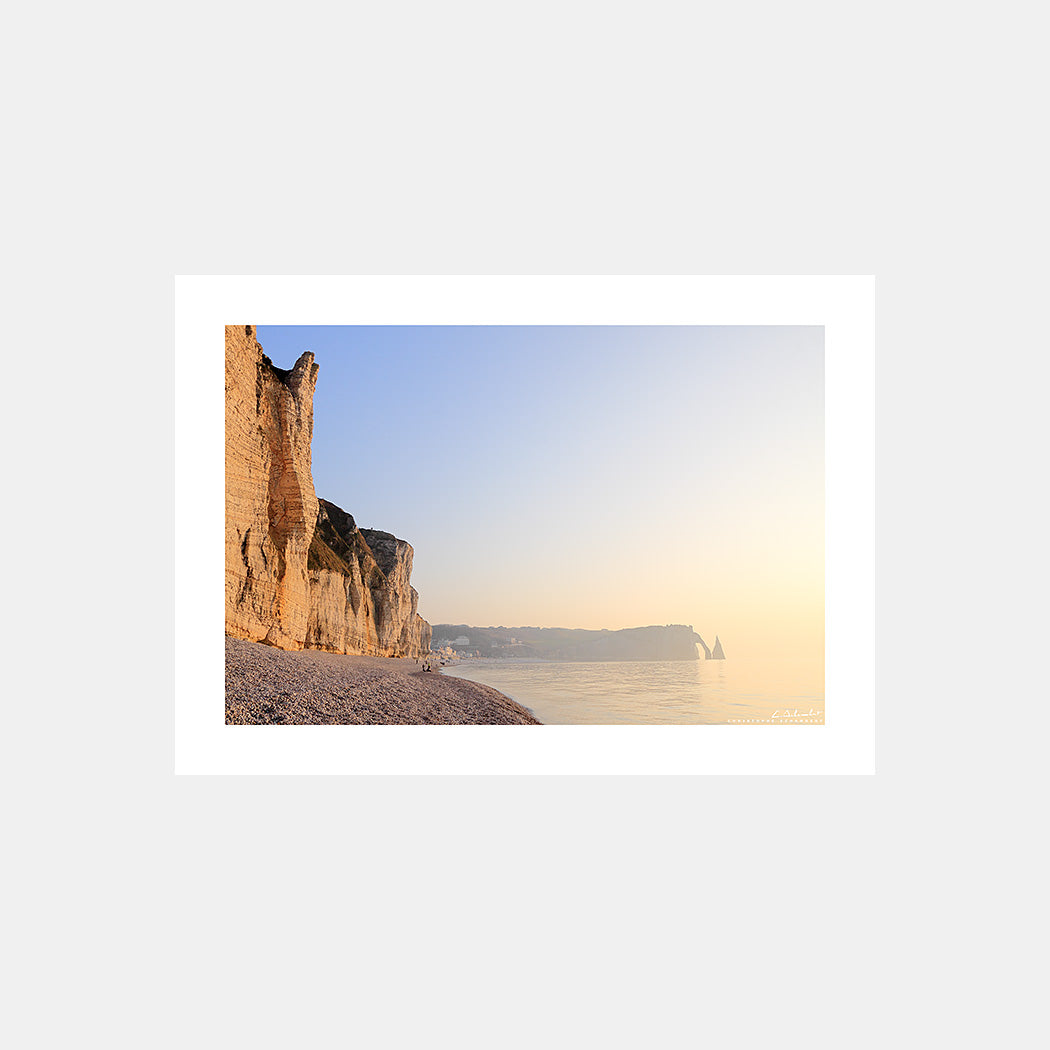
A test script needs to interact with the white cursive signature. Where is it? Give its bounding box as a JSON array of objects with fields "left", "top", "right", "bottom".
[{"left": 771, "top": 709, "right": 819, "bottom": 719}]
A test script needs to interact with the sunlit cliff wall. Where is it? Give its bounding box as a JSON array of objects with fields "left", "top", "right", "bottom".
[
  {"left": 224, "top": 325, "right": 430, "bottom": 657},
  {"left": 306, "top": 499, "right": 431, "bottom": 657}
]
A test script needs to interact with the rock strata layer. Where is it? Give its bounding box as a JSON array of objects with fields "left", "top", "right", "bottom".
[{"left": 225, "top": 325, "right": 430, "bottom": 657}]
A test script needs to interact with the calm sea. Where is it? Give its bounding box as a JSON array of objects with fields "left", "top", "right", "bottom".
[{"left": 440, "top": 656, "right": 825, "bottom": 725}]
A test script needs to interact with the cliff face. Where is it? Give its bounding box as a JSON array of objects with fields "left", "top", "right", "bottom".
[
  {"left": 225, "top": 324, "right": 319, "bottom": 648},
  {"left": 225, "top": 325, "right": 430, "bottom": 657},
  {"left": 306, "top": 499, "right": 432, "bottom": 657}
]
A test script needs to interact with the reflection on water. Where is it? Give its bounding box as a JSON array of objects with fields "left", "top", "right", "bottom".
[{"left": 440, "top": 657, "right": 825, "bottom": 725}]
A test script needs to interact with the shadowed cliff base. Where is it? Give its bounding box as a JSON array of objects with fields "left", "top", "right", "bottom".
[{"left": 225, "top": 636, "right": 540, "bottom": 725}]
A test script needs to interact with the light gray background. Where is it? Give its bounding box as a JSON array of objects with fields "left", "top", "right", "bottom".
[{"left": 6, "top": 0, "right": 1041, "bottom": 1047}]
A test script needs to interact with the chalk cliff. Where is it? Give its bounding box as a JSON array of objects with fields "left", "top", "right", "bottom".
[
  {"left": 306, "top": 499, "right": 431, "bottom": 657},
  {"left": 225, "top": 325, "right": 430, "bottom": 657},
  {"left": 432, "top": 624, "right": 705, "bottom": 661},
  {"left": 225, "top": 324, "right": 319, "bottom": 648}
]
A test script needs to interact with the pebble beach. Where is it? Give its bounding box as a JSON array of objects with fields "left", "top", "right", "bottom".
[{"left": 225, "top": 636, "right": 541, "bottom": 725}]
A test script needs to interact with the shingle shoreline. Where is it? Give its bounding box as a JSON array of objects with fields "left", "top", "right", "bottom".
[{"left": 225, "top": 636, "right": 541, "bottom": 725}]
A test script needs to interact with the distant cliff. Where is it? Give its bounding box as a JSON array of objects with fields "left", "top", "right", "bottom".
[
  {"left": 432, "top": 624, "right": 705, "bottom": 661},
  {"left": 225, "top": 325, "right": 431, "bottom": 657}
]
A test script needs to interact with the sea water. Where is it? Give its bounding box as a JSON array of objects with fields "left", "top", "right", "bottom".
[{"left": 440, "top": 656, "right": 825, "bottom": 725}]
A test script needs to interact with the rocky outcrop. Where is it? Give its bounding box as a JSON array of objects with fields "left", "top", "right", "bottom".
[
  {"left": 225, "top": 325, "right": 430, "bottom": 657},
  {"left": 225, "top": 324, "right": 319, "bottom": 649},
  {"left": 306, "top": 499, "right": 431, "bottom": 657}
]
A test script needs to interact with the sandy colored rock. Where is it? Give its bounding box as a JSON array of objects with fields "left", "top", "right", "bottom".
[
  {"left": 225, "top": 324, "right": 319, "bottom": 648},
  {"left": 225, "top": 325, "right": 430, "bottom": 657},
  {"left": 306, "top": 499, "right": 431, "bottom": 657}
]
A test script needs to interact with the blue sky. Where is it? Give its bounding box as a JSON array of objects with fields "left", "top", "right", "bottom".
[{"left": 256, "top": 325, "right": 824, "bottom": 658}]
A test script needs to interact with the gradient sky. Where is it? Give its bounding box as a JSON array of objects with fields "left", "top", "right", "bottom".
[{"left": 255, "top": 325, "right": 824, "bottom": 661}]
